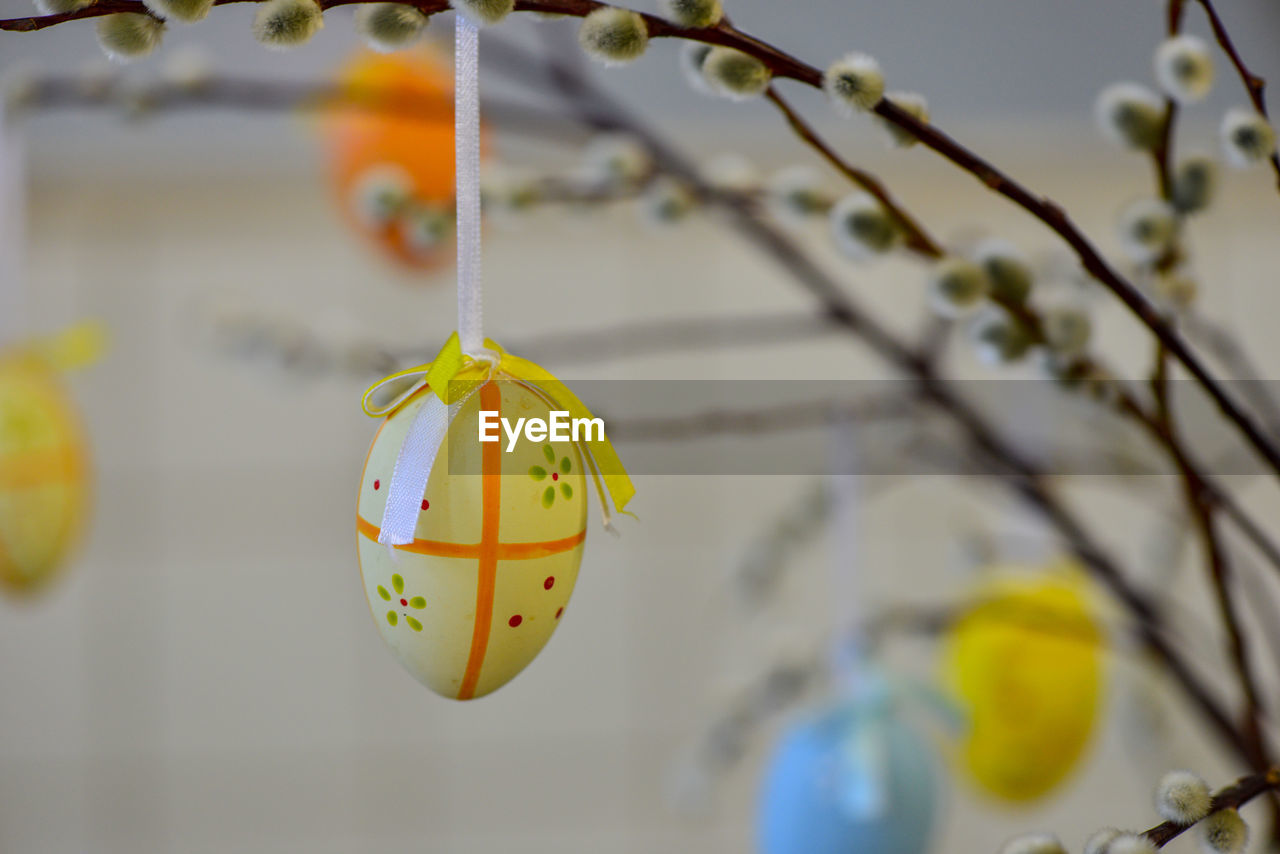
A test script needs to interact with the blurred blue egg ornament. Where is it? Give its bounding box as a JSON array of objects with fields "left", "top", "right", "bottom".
[{"left": 758, "top": 679, "right": 939, "bottom": 854}]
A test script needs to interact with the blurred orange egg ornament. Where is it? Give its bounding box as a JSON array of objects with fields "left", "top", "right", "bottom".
[{"left": 324, "top": 48, "right": 477, "bottom": 270}]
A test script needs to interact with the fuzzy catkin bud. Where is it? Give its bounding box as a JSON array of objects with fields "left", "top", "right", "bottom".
[
  {"left": 34, "top": 0, "right": 96, "bottom": 13},
  {"left": 660, "top": 0, "right": 723, "bottom": 28},
  {"left": 142, "top": 0, "right": 214, "bottom": 22},
  {"left": 1084, "top": 828, "right": 1123, "bottom": 854},
  {"left": 679, "top": 42, "right": 714, "bottom": 94},
  {"left": 702, "top": 47, "right": 771, "bottom": 100},
  {"left": 1198, "top": 809, "right": 1248, "bottom": 854},
  {"left": 1172, "top": 155, "right": 1217, "bottom": 215},
  {"left": 1095, "top": 83, "right": 1164, "bottom": 150},
  {"left": 998, "top": 833, "right": 1066, "bottom": 854},
  {"left": 162, "top": 47, "right": 213, "bottom": 90},
  {"left": 583, "top": 133, "right": 652, "bottom": 186},
  {"left": 252, "top": 0, "right": 324, "bottom": 48},
  {"left": 1117, "top": 198, "right": 1177, "bottom": 264},
  {"left": 1154, "top": 273, "right": 1198, "bottom": 310},
  {"left": 95, "top": 13, "right": 165, "bottom": 61},
  {"left": 829, "top": 192, "right": 899, "bottom": 260},
  {"left": 354, "top": 3, "right": 428, "bottom": 52},
  {"left": 824, "top": 52, "right": 885, "bottom": 116},
  {"left": 641, "top": 177, "right": 697, "bottom": 225},
  {"left": 449, "top": 0, "right": 513, "bottom": 25},
  {"left": 1042, "top": 306, "right": 1091, "bottom": 356},
  {"left": 701, "top": 152, "right": 759, "bottom": 193},
  {"left": 928, "top": 257, "right": 989, "bottom": 317},
  {"left": 974, "top": 238, "right": 1033, "bottom": 303},
  {"left": 766, "top": 165, "right": 833, "bottom": 225},
  {"left": 399, "top": 202, "right": 452, "bottom": 255},
  {"left": 1155, "top": 35, "right": 1213, "bottom": 103},
  {"left": 1220, "top": 108, "right": 1276, "bottom": 168},
  {"left": 970, "top": 306, "right": 1033, "bottom": 366},
  {"left": 1107, "top": 834, "right": 1158, "bottom": 854},
  {"left": 578, "top": 8, "right": 650, "bottom": 66},
  {"left": 1155, "top": 770, "right": 1212, "bottom": 824},
  {"left": 351, "top": 164, "right": 413, "bottom": 228},
  {"left": 878, "top": 91, "right": 928, "bottom": 147}
]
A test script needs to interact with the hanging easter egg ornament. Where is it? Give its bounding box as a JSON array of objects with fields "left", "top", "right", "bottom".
[
  {"left": 758, "top": 673, "right": 940, "bottom": 854},
  {"left": 323, "top": 48, "right": 469, "bottom": 270},
  {"left": 941, "top": 563, "right": 1103, "bottom": 802},
  {"left": 0, "top": 324, "right": 103, "bottom": 598},
  {"left": 355, "top": 17, "right": 634, "bottom": 700}
]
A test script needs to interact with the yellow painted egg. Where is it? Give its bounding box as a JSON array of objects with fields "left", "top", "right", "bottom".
[
  {"left": 941, "top": 565, "right": 1102, "bottom": 803},
  {"left": 0, "top": 353, "right": 89, "bottom": 597},
  {"left": 356, "top": 380, "right": 587, "bottom": 700}
]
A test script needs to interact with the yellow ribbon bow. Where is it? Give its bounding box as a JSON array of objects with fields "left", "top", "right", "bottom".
[{"left": 362, "top": 332, "right": 635, "bottom": 531}]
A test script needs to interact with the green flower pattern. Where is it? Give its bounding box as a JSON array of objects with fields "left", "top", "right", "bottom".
[
  {"left": 529, "top": 444, "right": 574, "bottom": 509},
  {"left": 378, "top": 573, "right": 426, "bottom": 631}
]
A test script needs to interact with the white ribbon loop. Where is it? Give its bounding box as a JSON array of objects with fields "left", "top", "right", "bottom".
[
  {"left": 376, "top": 13, "right": 487, "bottom": 548},
  {"left": 454, "top": 15, "right": 483, "bottom": 356},
  {"left": 377, "top": 386, "right": 479, "bottom": 547}
]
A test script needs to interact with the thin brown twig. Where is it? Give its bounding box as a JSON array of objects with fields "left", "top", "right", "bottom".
[
  {"left": 1190, "top": 0, "right": 1280, "bottom": 189},
  {"left": 1144, "top": 768, "right": 1280, "bottom": 847},
  {"left": 604, "top": 393, "right": 917, "bottom": 442},
  {"left": 763, "top": 86, "right": 942, "bottom": 258}
]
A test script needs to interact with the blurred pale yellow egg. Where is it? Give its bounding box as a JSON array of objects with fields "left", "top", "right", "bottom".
[
  {"left": 0, "top": 353, "right": 90, "bottom": 597},
  {"left": 356, "top": 380, "right": 586, "bottom": 700},
  {"left": 942, "top": 564, "right": 1103, "bottom": 802}
]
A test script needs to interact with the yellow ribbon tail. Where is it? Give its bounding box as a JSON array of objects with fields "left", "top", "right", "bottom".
[
  {"left": 29, "top": 321, "right": 108, "bottom": 372},
  {"left": 490, "top": 341, "right": 636, "bottom": 523}
]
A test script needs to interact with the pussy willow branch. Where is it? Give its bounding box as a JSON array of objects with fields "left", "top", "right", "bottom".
[
  {"left": 1144, "top": 768, "right": 1280, "bottom": 847},
  {"left": 493, "top": 33, "right": 1256, "bottom": 767},
  {"left": 6, "top": 2, "right": 1280, "bottom": 481},
  {"left": 762, "top": 86, "right": 942, "bottom": 259},
  {"left": 605, "top": 393, "right": 918, "bottom": 442},
  {"left": 1190, "top": 0, "right": 1280, "bottom": 189},
  {"left": 1143, "top": 0, "right": 1270, "bottom": 775},
  {"left": 12, "top": 73, "right": 589, "bottom": 142},
  {"left": 1145, "top": 0, "right": 1278, "bottom": 791}
]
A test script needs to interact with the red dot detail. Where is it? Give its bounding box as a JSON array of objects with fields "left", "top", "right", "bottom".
[
  {"left": 552, "top": 472, "right": 559, "bottom": 481},
  {"left": 421, "top": 499, "right": 430, "bottom": 510},
  {"left": 400, "top": 598, "right": 408, "bottom": 607},
  {"left": 544, "top": 576, "right": 555, "bottom": 590},
  {"left": 373, "top": 480, "right": 380, "bottom": 490},
  {"left": 555, "top": 607, "right": 564, "bottom": 619},
  {"left": 508, "top": 615, "right": 523, "bottom": 628}
]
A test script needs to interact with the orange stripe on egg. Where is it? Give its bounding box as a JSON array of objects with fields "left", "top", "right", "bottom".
[
  {"left": 496, "top": 529, "right": 586, "bottom": 559},
  {"left": 457, "top": 381, "right": 503, "bottom": 701},
  {"left": 355, "top": 515, "right": 585, "bottom": 560},
  {"left": 0, "top": 446, "right": 81, "bottom": 488}
]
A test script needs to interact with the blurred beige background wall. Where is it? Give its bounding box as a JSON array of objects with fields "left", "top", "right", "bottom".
[{"left": 4, "top": 4, "right": 1280, "bottom": 854}]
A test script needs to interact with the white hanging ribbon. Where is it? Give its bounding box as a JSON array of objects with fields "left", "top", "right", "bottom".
[
  {"left": 454, "top": 14, "right": 484, "bottom": 357},
  {"left": 828, "top": 422, "right": 864, "bottom": 685},
  {"left": 377, "top": 13, "right": 486, "bottom": 548},
  {"left": 0, "top": 100, "right": 27, "bottom": 346}
]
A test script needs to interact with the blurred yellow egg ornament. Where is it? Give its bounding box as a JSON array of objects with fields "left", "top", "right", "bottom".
[
  {"left": 942, "top": 563, "right": 1103, "bottom": 802},
  {"left": 0, "top": 324, "right": 103, "bottom": 597},
  {"left": 357, "top": 334, "right": 633, "bottom": 700}
]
